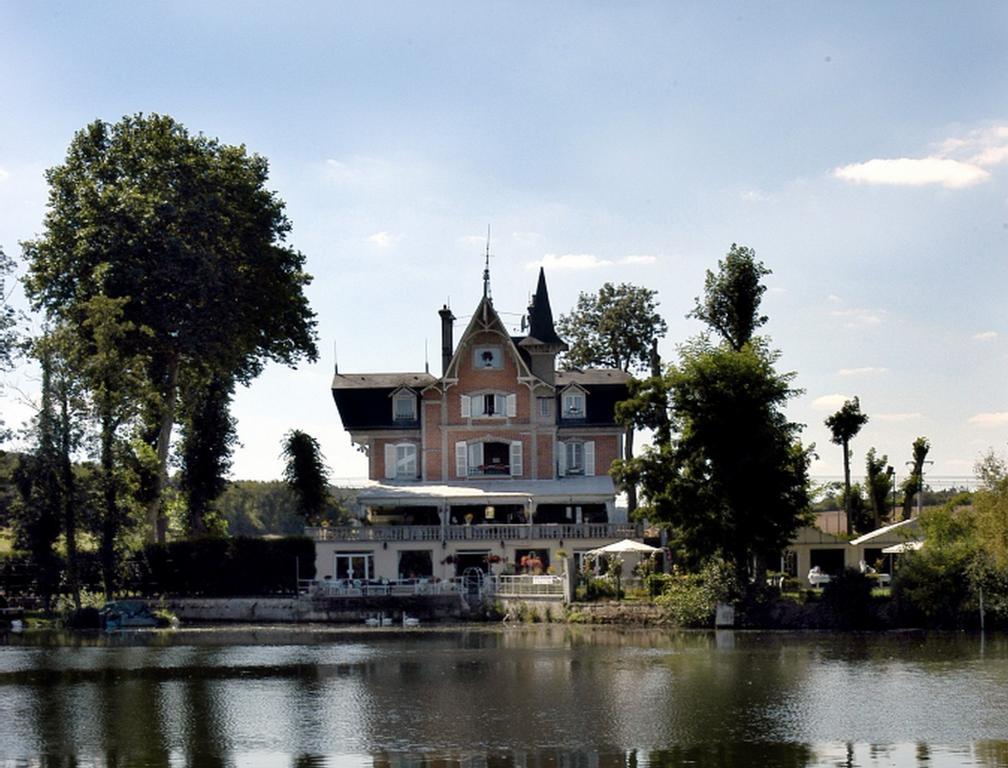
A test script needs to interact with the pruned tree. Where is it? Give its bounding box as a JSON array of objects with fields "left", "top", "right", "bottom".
[
  {"left": 825, "top": 397, "right": 868, "bottom": 535},
  {"left": 864, "top": 447, "right": 891, "bottom": 532},
  {"left": 689, "top": 243, "right": 771, "bottom": 351},
  {"left": 901, "top": 437, "right": 931, "bottom": 520},
  {"left": 23, "top": 113, "right": 318, "bottom": 542},
  {"left": 281, "top": 430, "right": 331, "bottom": 526}
]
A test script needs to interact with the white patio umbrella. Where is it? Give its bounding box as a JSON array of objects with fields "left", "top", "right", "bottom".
[{"left": 586, "top": 538, "right": 660, "bottom": 555}]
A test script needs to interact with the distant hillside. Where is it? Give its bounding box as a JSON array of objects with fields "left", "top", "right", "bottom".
[{"left": 215, "top": 480, "right": 351, "bottom": 536}]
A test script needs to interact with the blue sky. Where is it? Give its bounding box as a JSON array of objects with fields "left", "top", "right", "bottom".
[{"left": 1, "top": 1, "right": 1006, "bottom": 486}]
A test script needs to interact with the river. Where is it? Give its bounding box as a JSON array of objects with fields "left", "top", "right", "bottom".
[{"left": 1, "top": 625, "right": 1007, "bottom": 766}]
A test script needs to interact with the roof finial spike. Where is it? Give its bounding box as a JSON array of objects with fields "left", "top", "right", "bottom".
[
  {"left": 333, "top": 340, "right": 339, "bottom": 375},
  {"left": 424, "top": 339, "right": 430, "bottom": 374},
  {"left": 483, "top": 224, "right": 492, "bottom": 300}
]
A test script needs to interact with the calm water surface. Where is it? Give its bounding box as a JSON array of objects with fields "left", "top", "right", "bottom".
[{"left": 1, "top": 625, "right": 1007, "bottom": 767}]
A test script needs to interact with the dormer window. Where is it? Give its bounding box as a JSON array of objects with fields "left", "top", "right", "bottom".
[
  {"left": 563, "top": 391, "right": 585, "bottom": 419},
  {"left": 393, "top": 390, "right": 417, "bottom": 422},
  {"left": 473, "top": 346, "right": 503, "bottom": 369}
]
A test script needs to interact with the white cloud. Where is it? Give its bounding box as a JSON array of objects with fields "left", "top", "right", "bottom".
[
  {"left": 829, "top": 307, "right": 886, "bottom": 327},
  {"left": 811, "top": 394, "right": 851, "bottom": 411},
  {"left": 511, "top": 231, "right": 543, "bottom": 244},
  {"left": 0, "top": 167, "right": 9, "bottom": 182},
  {"left": 833, "top": 123, "right": 1008, "bottom": 189},
  {"left": 459, "top": 234, "right": 486, "bottom": 247},
  {"left": 875, "top": 412, "right": 923, "bottom": 423},
  {"left": 838, "top": 366, "right": 888, "bottom": 376},
  {"left": 366, "top": 231, "right": 398, "bottom": 248},
  {"left": 834, "top": 157, "right": 989, "bottom": 189},
  {"left": 527, "top": 253, "right": 658, "bottom": 271},
  {"left": 968, "top": 412, "right": 1008, "bottom": 427},
  {"left": 973, "top": 331, "right": 998, "bottom": 341}
]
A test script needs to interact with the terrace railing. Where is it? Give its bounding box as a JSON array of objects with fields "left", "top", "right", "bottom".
[{"left": 306, "top": 522, "right": 639, "bottom": 543}]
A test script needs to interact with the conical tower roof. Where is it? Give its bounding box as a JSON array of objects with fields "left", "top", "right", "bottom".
[{"left": 524, "top": 267, "right": 566, "bottom": 347}]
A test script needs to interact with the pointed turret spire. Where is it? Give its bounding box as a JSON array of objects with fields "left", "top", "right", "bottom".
[
  {"left": 526, "top": 267, "right": 564, "bottom": 346},
  {"left": 482, "top": 224, "right": 492, "bottom": 301}
]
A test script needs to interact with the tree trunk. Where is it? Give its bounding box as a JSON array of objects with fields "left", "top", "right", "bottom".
[
  {"left": 842, "top": 440, "right": 851, "bottom": 536},
  {"left": 147, "top": 353, "right": 179, "bottom": 544},
  {"left": 100, "top": 410, "right": 117, "bottom": 600},
  {"left": 625, "top": 427, "right": 637, "bottom": 514},
  {"left": 59, "top": 390, "right": 80, "bottom": 611}
]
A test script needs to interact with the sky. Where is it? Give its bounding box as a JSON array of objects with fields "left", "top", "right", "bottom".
[{"left": 1, "top": 1, "right": 1006, "bottom": 487}]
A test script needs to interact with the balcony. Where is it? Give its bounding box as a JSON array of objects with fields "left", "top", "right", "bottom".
[{"left": 306, "top": 522, "right": 640, "bottom": 543}]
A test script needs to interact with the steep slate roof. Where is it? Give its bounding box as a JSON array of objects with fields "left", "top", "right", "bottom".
[
  {"left": 521, "top": 267, "right": 566, "bottom": 347},
  {"left": 331, "top": 372, "right": 437, "bottom": 389},
  {"left": 556, "top": 369, "right": 632, "bottom": 386}
]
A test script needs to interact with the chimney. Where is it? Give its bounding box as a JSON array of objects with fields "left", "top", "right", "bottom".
[{"left": 438, "top": 305, "right": 455, "bottom": 375}]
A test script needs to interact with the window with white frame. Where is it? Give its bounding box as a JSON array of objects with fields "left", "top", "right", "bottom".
[
  {"left": 456, "top": 439, "right": 523, "bottom": 477},
  {"left": 333, "top": 552, "right": 374, "bottom": 581},
  {"left": 384, "top": 442, "right": 418, "bottom": 479},
  {"left": 558, "top": 440, "right": 595, "bottom": 476},
  {"left": 461, "top": 392, "right": 517, "bottom": 418},
  {"left": 393, "top": 390, "right": 417, "bottom": 421},
  {"left": 563, "top": 390, "right": 585, "bottom": 418},
  {"left": 537, "top": 396, "right": 552, "bottom": 419}
]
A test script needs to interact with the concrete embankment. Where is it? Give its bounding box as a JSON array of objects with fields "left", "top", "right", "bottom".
[{"left": 166, "top": 594, "right": 468, "bottom": 623}]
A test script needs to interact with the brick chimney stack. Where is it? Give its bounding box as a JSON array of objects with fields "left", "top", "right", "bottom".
[{"left": 438, "top": 304, "right": 455, "bottom": 375}]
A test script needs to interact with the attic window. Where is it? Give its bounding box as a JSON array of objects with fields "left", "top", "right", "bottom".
[
  {"left": 393, "top": 390, "right": 417, "bottom": 421},
  {"left": 473, "top": 346, "right": 502, "bottom": 369},
  {"left": 563, "top": 391, "right": 585, "bottom": 419}
]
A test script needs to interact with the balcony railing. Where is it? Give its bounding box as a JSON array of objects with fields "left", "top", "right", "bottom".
[{"left": 306, "top": 522, "right": 640, "bottom": 543}]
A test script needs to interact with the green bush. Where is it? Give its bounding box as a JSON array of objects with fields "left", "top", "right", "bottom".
[
  {"left": 654, "top": 559, "right": 739, "bottom": 627},
  {"left": 821, "top": 567, "right": 874, "bottom": 628},
  {"left": 645, "top": 572, "right": 674, "bottom": 597},
  {"left": 893, "top": 544, "right": 974, "bottom": 627},
  {"left": 138, "top": 536, "right": 315, "bottom": 596}
]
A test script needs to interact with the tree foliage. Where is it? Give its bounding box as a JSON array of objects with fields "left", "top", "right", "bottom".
[
  {"left": 825, "top": 397, "right": 868, "bottom": 535},
  {"left": 688, "top": 244, "right": 770, "bottom": 351},
  {"left": 179, "top": 372, "right": 235, "bottom": 537},
  {"left": 22, "top": 113, "right": 318, "bottom": 541},
  {"left": 557, "top": 282, "right": 667, "bottom": 374},
  {"left": 281, "top": 430, "right": 331, "bottom": 526}
]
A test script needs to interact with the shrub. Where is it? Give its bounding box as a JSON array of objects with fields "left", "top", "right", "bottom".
[
  {"left": 821, "top": 567, "right": 874, "bottom": 628},
  {"left": 893, "top": 544, "right": 973, "bottom": 627},
  {"left": 655, "top": 559, "right": 739, "bottom": 627}
]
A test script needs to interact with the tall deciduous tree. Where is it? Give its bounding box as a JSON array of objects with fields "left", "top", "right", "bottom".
[
  {"left": 615, "top": 245, "right": 812, "bottom": 583},
  {"left": 557, "top": 283, "right": 667, "bottom": 512},
  {"left": 23, "top": 114, "right": 318, "bottom": 542},
  {"left": 281, "top": 430, "right": 331, "bottom": 526},
  {"left": 557, "top": 283, "right": 667, "bottom": 374},
  {"left": 0, "top": 247, "right": 18, "bottom": 441},
  {"left": 825, "top": 397, "right": 868, "bottom": 535},
  {"left": 901, "top": 437, "right": 931, "bottom": 520}
]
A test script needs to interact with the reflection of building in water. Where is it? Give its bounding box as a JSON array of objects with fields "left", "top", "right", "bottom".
[{"left": 317, "top": 264, "right": 640, "bottom": 583}]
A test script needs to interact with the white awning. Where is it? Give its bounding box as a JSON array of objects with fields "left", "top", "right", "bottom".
[
  {"left": 586, "top": 538, "right": 660, "bottom": 555},
  {"left": 882, "top": 540, "right": 924, "bottom": 554},
  {"left": 355, "top": 476, "right": 616, "bottom": 507}
]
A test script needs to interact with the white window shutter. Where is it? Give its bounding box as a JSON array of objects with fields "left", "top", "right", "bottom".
[
  {"left": 557, "top": 441, "right": 566, "bottom": 477},
  {"left": 510, "top": 441, "right": 523, "bottom": 476},
  {"left": 384, "top": 444, "right": 396, "bottom": 480},
  {"left": 468, "top": 441, "right": 483, "bottom": 470},
  {"left": 506, "top": 393, "right": 517, "bottom": 417},
  {"left": 460, "top": 394, "right": 471, "bottom": 418},
  {"left": 584, "top": 441, "right": 596, "bottom": 476},
  {"left": 455, "top": 441, "right": 468, "bottom": 478}
]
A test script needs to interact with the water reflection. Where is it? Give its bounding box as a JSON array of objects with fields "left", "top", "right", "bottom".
[{"left": 2, "top": 627, "right": 1007, "bottom": 766}]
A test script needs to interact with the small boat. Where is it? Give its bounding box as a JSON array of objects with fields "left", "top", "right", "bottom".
[{"left": 100, "top": 600, "right": 161, "bottom": 630}]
